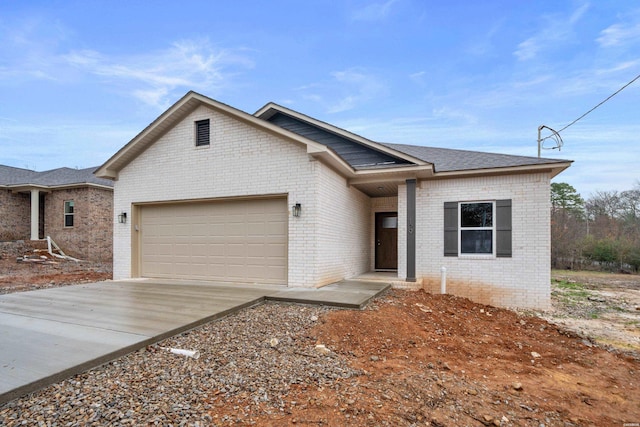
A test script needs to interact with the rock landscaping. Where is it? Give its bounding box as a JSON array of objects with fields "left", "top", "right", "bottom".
[{"left": 0, "top": 255, "right": 639, "bottom": 425}]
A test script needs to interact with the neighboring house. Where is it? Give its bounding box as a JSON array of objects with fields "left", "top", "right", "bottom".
[
  {"left": 0, "top": 165, "right": 113, "bottom": 262},
  {"left": 96, "top": 91, "right": 571, "bottom": 309}
]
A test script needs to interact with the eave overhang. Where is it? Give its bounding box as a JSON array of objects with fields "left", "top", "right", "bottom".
[
  {"left": 431, "top": 161, "right": 573, "bottom": 180},
  {"left": 0, "top": 183, "right": 113, "bottom": 192}
]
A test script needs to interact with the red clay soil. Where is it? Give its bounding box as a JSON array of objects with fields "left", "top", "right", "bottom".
[
  {"left": 216, "top": 290, "right": 640, "bottom": 426},
  {"left": 1, "top": 241, "right": 638, "bottom": 426}
]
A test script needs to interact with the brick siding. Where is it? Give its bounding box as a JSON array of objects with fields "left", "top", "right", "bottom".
[
  {"left": 412, "top": 173, "right": 551, "bottom": 309},
  {"left": 112, "top": 104, "right": 553, "bottom": 308},
  {"left": 316, "top": 162, "right": 371, "bottom": 286},
  {"left": 113, "top": 105, "right": 320, "bottom": 286},
  {"left": 0, "top": 190, "right": 30, "bottom": 240},
  {"left": 44, "top": 188, "right": 113, "bottom": 262}
]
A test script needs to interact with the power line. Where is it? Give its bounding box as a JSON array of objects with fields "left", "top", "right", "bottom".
[
  {"left": 537, "top": 72, "right": 640, "bottom": 156},
  {"left": 557, "top": 72, "right": 640, "bottom": 134}
]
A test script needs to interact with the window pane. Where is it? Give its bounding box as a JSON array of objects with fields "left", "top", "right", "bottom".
[
  {"left": 65, "top": 215, "right": 74, "bottom": 227},
  {"left": 461, "top": 230, "right": 492, "bottom": 254},
  {"left": 382, "top": 216, "right": 397, "bottom": 229},
  {"left": 461, "top": 203, "right": 492, "bottom": 227},
  {"left": 64, "top": 201, "right": 74, "bottom": 214}
]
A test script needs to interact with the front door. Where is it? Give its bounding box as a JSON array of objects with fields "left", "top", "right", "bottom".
[{"left": 375, "top": 212, "right": 398, "bottom": 270}]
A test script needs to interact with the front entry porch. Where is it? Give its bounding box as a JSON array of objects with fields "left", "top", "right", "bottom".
[{"left": 354, "top": 271, "right": 423, "bottom": 290}]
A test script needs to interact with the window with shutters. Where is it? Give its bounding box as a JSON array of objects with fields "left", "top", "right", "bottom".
[
  {"left": 460, "top": 202, "right": 494, "bottom": 255},
  {"left": 444, "top": 199, "right": 512, "bottom": 258},
  {"left": 195, "top": 119, "right": 210, "bottom": 147}
]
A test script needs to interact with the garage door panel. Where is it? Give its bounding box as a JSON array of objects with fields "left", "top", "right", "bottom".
[{"left": 140, "top": 198, "right": 287, "bottom": 284}]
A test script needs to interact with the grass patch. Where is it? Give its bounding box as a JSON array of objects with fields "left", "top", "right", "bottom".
[
  {"left": 552, "top": 279, "right": 591, "bottom": 301},
  {"left": 553, "top": 279, "right": 586, "bottom": 290}
]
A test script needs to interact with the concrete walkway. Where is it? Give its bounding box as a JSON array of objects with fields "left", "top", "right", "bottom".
[{"left": 0, "top": 279, "right": 389, "bottom": 405}]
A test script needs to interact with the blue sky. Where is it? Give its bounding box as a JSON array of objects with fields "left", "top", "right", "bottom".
[{"left": 1, "top": 1, "right": 638, "bottom": 198}]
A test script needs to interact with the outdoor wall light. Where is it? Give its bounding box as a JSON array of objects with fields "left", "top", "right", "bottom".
[
  {"left": 118, "top": 212, "right": 127, "bottom": 224},
  {"left": 292, "top": 203, "right": 302, "bottom": 217}
]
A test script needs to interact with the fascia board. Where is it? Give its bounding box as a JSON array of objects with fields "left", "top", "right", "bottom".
[
  {"left": 95, "top": 91, "right": 202, "bottom": 179},
  {"left": 348, "top": 165, "right": 434, "bottom": 185},
  {"left": 307, "top": 148, "right": 357, "bottom": 176},
  {"left": 432, "top": 162, "right": 573, "bottom": 179}
]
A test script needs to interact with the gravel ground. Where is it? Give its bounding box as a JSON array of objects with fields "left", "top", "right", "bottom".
[{"left": 0, "top": 303, "right": 353, "bottom": 426}]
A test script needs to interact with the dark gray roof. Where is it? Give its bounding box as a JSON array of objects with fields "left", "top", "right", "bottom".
[
  {"left": 381, "top": 143, "right": 571, "bottom": 172},
  {"left": 260, "top": 104, "right": 570, "bottom": 173},
  {"left": 265, "top": 112, "right": 413, "bottom": 170},
  {"left": 0, "top": 165, "right": 113, "bottom": 188}
]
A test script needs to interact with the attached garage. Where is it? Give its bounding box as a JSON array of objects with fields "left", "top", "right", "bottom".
[{"left": 137, "top": 197, "right": 288, "bottom": 284}]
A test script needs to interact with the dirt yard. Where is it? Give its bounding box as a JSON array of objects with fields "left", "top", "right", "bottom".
[
  {"left": 0, "top": 242, "right": 639, "bottom": 425},
  {"left": 0, "top": 241, "right": 112, "bottom": 294},
  {"left": 214, "top": 289, "right": 640, "bottom": 426},
  {"left": 544, "top": 270, "right": 640, "bottom": 354}
]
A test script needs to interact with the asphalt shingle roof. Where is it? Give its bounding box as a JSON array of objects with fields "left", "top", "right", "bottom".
[
  {"left": 381, "top": 143, "right": 570, "bottom": 172},
  {"left": 0, "top": 165, "right": 113, "bottom": 188}
]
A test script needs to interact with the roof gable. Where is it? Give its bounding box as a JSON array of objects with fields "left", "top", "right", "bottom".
[
  {"left": 255, "top": 102, "right": 428, "bottom": 169},
  {"left": 263, "top": 111, "right": 413, "bottom": 170},
  {"left": 95, "top": 91, "right": 358, "bottom": 180}
]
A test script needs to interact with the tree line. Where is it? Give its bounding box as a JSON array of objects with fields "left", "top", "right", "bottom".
[{"left": 551, "top": 182, "right": 640, "bottom": 273}]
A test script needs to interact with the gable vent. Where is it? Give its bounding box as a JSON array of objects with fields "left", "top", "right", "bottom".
[{"left": 195, "top": 119, "right": 210, "bottom": 146}]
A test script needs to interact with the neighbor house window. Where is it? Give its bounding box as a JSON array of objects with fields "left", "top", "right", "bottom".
[
  {"left": 460, "top": 202, "right": 494, "bottom": 255},
  {"left": 444, "top": 199, "right": 512, "bottom": 258},
  {"left": 64, "top": 200, "right": 74, "bottom": 227},
  {"left": 195, "top": 119, "right": 210, "bottom": 146}
]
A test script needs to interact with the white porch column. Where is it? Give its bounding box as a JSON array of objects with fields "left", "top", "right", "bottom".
[{"left": 30, "top": 189, "right": 40, "bottom": 240}]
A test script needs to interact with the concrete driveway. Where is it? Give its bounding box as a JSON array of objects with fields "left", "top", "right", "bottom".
[{"left": 0, "top": 279, "right": 388, "bottom": 404}]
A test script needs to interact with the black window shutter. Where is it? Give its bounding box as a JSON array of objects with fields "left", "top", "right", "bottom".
[
  {"left": 496, "top": 199, "right": 512, "bottom": 257},
  {"left": 196, "top": 119, "right": 210, "bottom": 146},
  {"left": 443, "top": 202, "right": 458, "bottom": 256}
]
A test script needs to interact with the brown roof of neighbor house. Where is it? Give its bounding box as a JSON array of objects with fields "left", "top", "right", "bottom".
[{"left": 0, "top": 165, "right": 113, "bottom": 189}]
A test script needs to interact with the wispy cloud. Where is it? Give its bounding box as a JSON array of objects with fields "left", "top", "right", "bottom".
[
  {"left": 409, "top": 71, "right": 426, "bottom": 87},
  {"left": 0, "top": 16, "right": 71, "bottom": 81},
  {"left": 300, "top": 68, "right": 387, "bottom": 113},
  {"left": 0, "top": 16, "right": 253, "bottom": 108},
  {"left": 351, "top": 0, "right": 399, "bottom": 22},
  {"left": 514, "top": 2, "right": 589, "bottom": 61},
  {"left": 63, "top": 40, "right": 254, "bottom": 109},
  {"left": 328, "top": 69, "right": 386, "bottom": 113},
  {"left": 432, "top": 106, "right": 478, "bottom": 125},
  {"left": 597, "top": 13, "right": 640, "bottom": 47},
  {"left": 465, "top": 21, "right": 503, "bottom": 57}
]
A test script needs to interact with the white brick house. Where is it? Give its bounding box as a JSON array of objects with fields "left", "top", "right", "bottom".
[{"left": 96, "top": 91, "right": 571, "bottom": 309}]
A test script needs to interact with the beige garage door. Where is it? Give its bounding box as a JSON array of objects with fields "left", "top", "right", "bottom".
[{"left": 139, "top": 198, "right": 287, "bottom": 284}]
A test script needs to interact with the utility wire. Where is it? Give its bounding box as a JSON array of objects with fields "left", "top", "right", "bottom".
[{"left": 556, "top": 72, "right": 640, "bottom": 135}]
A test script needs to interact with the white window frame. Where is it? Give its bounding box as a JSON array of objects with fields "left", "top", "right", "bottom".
[
  {"left": 64, "top": 200, "right": 74, "bottom": 228},
  {"left": 458, "top": 201, "right": 495, "bottom": 257}
]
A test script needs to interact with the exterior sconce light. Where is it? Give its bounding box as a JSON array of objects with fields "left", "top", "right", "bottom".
[
  {"left": 292, "top": 203, "right": 302, "bottom": 217},
  {"left": 118, "top": 212, "right": 127, "bottom": 224}
]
